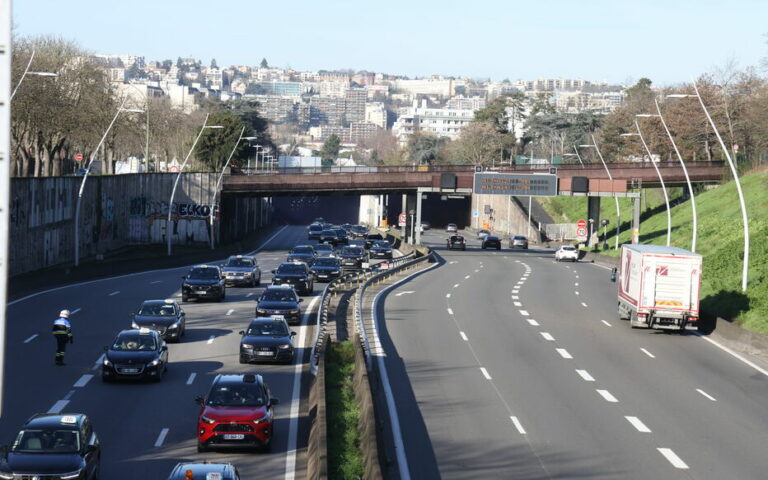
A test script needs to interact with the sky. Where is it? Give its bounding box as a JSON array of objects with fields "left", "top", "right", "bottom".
[{"left": 12, "top": 0, "right": 768, "bottom": 86}]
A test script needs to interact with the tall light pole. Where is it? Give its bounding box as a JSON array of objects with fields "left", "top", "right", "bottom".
[
  {"left": 74, "top": 100, "right": 144, "bottom": 266},
  {"left": 10, "top": 49, "right": 58, "bottom": 100},
  {"left": 1, "top": 0, "right": 13, "bottom": 417},
  {"left": 580, "top": 136, "right": 621, "bottom": 249},
  {"left": 563, "top": 152, "right": 585, "bottom": 168},
  {"left": 573, "top": 145, "right": 585, "bottom": 167},
  {"left": 124, "top": 83, "right": 151, "bottom": 171},
  {"left": 166, "top": 115, "right": 223, "bottom": 256},
  {"left": 210, "top": 126, "right": 246, "bottom": 249}
]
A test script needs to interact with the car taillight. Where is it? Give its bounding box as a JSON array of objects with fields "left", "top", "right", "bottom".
[
  {"left": 637, "top": 313, "right": 647, "bottom": 319},
  {"left": 688, "top": 316, "right": 698, "bottom": 322}
]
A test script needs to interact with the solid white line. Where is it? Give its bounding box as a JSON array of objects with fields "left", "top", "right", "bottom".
[
  {"left": 246, "top": 292, "right": 254, "bottom": 297},
  {"left": 73, "top": 374, "right": 93, "bottom": 388},
  {"left": 576, "top": 369, "right": 595, "bottom": 382},
  {"left": 696, "top": 334, "right": 768, "bottom": 378},
  {"left": 581, "top": 302, "right": 588, "bottom": 307},
  {"left": 187, "top": 373, "right": 197, "bottom": 386},
  {"left": 69, "top": 308, "right": 81, "bottom": 315},
  {"left": 459, "top": 331, "right": 468, "bottom": 341},
  {"left": 513, "top": 301, "right": 522, "bottom": 307},
  {"left": 510, "top": 416, "right": 527, "bottom": 434},
  {"left": 465, "top": 275, "right": 471, "bottom": 279},
  {"left": 556, "top": 348, "right": 573, "bottom": 359},
  {"left": 625, "top": 416, "right": 652, "bottom": 433},
  {"left": 511, "top": 295, "right": 519, "bottom": 300},
  {"left": 447, "top": 308, "right": 454, "bottom": 315},
  {"left": 527, "top": 319, "right": 539, "bottom": 326},
  {"left": 519, "top": 310, "right": 529, "bottom": 316},
  {"left": 597, "top": 389, "right": 618, "bottom": 403},
  {"left": 480, "top": 367, "right": 492, "bottom": 380},
  {"left": 601, "top": 320, "right": 612, "bottom": 327},
  {"left": 154, "top": 428, "right": 169, "bottom": 447},
  {"left": 445, "top": 293, "right": 451, "bottom": 298},
  {"left": 206, "top": 335, "right": 215, "bottom": 344},
  {"left": 640, "top": 348, "right": 656, "bottom": 358},
  {"left": 696, "top": 389, "right": 717, "bottom": 401},
  {"left": 23, "top": 334, "right": 38, "bottom": 343},
  {"left": 453, "top": 283, "right": 460, "bottom": 288},
  {"left": 226, "top": 309, "right": 234, "bottom": 316},
  {"left": 108, "top": 291, "right": 120, "bottom": 296},
  {"left": 540, "top": 332, "right": 555, "bottom": 341},
  {"left": 658, "top": 448, "right": 689, "bottom": 469},
  {"left": 92, "top": 354, "right": 105, "bottom": 371},
  {"left": 150, "top": 280, "right": 162, "bottom": 284},
  {"left": 47, "top": 400, "right": 69, "bottom": 414}
]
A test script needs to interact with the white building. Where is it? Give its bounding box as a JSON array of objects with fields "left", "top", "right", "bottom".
[
  {"left": 392, "top": 99, "right": 475, "bottom": 143},
  {"left": 365, "top": 102, "right": 388, "bottom": 128},
  {"left": 390, "top": 77, "right": 462, "bottom": 97},
  {"left": 446, "top": 95, "right": 486, "bottom": 111}
]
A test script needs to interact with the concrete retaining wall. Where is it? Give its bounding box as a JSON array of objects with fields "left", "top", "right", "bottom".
[{"left": 471, "top": 193, "right": 538, "bottom": 241}]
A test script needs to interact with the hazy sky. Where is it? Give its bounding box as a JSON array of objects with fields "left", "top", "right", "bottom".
[{"left": 13, "top": 0, "right": 768, "bottom": 86}]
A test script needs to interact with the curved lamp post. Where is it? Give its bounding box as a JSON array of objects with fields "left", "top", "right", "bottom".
[
  {"left": 124, "top": 83, "right": 151, "bottom": 171},
  {"left": 74, "top": 100, "right": 144, "bottom": 266},
  {"left": 209, "top": 126, "right": 246, "bottom": 249},
  {"left": 579, "top": 136, "right": 621, "bottom": 249},
  {"left": 10, "top": 49, "right": 58, "bottom": 99},
  {"left": 166, "top": 114, "right": 223, "bottom": 256}
]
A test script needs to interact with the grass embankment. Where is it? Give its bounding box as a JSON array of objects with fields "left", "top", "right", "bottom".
[
  {"left": 326, "top": 341, "right": 365, "bottom": 479},
  {"left": 538, "top": 171, "right": 768, "bottom": 333}
]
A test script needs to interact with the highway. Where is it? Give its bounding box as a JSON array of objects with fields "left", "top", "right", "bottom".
[
  {"left": 2, "top": 225, "right": 322, "bottom": 479},
  {"left": 379, "top": 230, "right": 768, "bottom": 479}
]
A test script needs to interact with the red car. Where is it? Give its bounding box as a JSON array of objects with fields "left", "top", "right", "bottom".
[{"left": 196, "top": 373, "right": 279, "bottom": 452}]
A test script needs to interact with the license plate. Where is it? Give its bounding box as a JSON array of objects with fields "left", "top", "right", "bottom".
[
  {"left": 195, "top": 290, "right": 207, "bottom": 295},
  {"left": 122, "top": 368, "right": 139, "bottom": 373},
  {"left": 223, "top": 434, "right": 245, "bottom": 440},
  {"left": 256, "top": 351, "right": 273, "bottom": 356},
  {"left": 318, "top": 274, "right": 328, "bottom": 278}
]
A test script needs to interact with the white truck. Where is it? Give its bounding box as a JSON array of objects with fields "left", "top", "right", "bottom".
[{"left": 616, "top": 244, "right": 702, "bottom": 331}]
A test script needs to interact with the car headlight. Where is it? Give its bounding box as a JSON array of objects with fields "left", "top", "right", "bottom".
[
  {"left": 131, "top": 321, "right": 139, "bottom": 329},
  {"left": 253, "top": 410, "right": 272, "bottom": 424},
  {"left": 168, "top": 321, "right": 180, "bottom": 329},
  {"left": 241, "top": 344, "right": 254, "bottom": 349},
  {"left": 332, "top": 270, "right": 340, "bottom": 274},
  {"left": 61, "top": 470, "right": 83, "bottom": 480},
  {"left": 289, "top": 310, "right": 299, "bottom": 314},
  {"left": 278, "top": 344, "right": 291, "bottom": 350},
  {"left": 103, "top": 358, "right": 113, "bottom": 367},
  {"left": 148, "top": 358, "right": 161, "bottom": 367},
  {"left": 243, "top": 272, "right": 252, "bottom": 277},
  {"left": 201, "top": 414, "right": 216, "bottom": 425},
  {"left": 256, "top": 309, "right": 267, "bottom": 315}
]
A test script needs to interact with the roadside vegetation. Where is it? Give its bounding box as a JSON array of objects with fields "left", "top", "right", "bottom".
[{"left": 326, "top": 341, "right": 365, "bottom": 479}]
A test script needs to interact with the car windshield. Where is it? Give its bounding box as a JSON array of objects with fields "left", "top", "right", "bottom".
[
  {"left": 367, "top": 234, "right": 383, "bottom": 240},
  {"left": 138, "top": 303, "right": 176, "bottom": 316},
  {"left": 313, "top": 258, "right": 340, "bottom": 267},
  {"left": 207, "top": 384, "right": 265, "bottom": 407},
  {"left": 334, "top": 229, "right": 347, "bottom": 236},
  {"left": 321, "top": 230, "right": 337, "bottom": 236},
  {"left": 487, "top": 236, "right": 499, "bottom": 240},
  {"left": 188, "top": 268, "right": 219, "bottom": 279},
  {"left": 342, "top": 247, "right": 363, "bottom": 255},
  {"left": 225, "top": 258, "right": 254, "bottom": 267},
  {"left": 562, "top": 246, "right": 576, "bottom": 251},
  {"left": 514, "top": 236, "right": 526, "bottom": 240},
  {"left": 112, "top": 333, "right": 157, "bottom": 351},
  {"left": 315, "top": 244, "right": 333, "bottom": 251},
  {"left": 451, "top": 236, "right": 463, "bottom": 241},
  {"left": 261, "top": 290, "right": 297, "bottom": 302},
  {"left": 247, "top": 322, "right": 289, "bottom": 336},
  {"left": 292, "top": 246, "right": 314, "bottom": 254},
  {"left": 12, "top": 429, "right": 81, "bottom": 454},
  {"left": 277, "top": 264, "right": 305, "bottom": 274},
  {"left": 309, "top": 224, "right": 323, "bottom": 231},
  {"left": 352, "top": 226, "right": 366, "bottom": 232},
  {"left": 373, "top": 241, "right": 390, "bottom": 247}
]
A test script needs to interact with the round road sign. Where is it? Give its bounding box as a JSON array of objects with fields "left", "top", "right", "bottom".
[
  {"left": 577, "top": 219, "right": 587, "bottom": 229},
  {"left": 74, "top": 153, "right": 83, "bottom": 162},
  {"left": 577, "top": 227, "right": 588, "bottom": 237}
]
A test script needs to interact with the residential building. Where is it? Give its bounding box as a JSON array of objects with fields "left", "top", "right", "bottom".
[
  {"left": 249, "top": 95, "right": 301, "bottom": 123},
  {"left": 365, "top": 84, "right": 390, "bottom": 99},
  {"left": 447, "top": 95, "right": 486, "bottom": 111},
  {"left": 349, "top": 122, "right": 380, "bottom": 143},
  {"left": 345, "top": 88, "right": 367, "bottom": 123},
  {"left": 390, "top": 76, "right": 461, "bottom": 97},
  {"left": 205, "top": 67, "right": 224, "bottom": 90},
  {"left": 310, "top": 97, "right": 346, "bottom": 126},
  {"left": 365, "top": 102, "right": 388, "bottom": 128},
  {"left": 253, "top": 81, "right": 304, "bottom": 96},
  {"left": 318, "top": 70, "right": 350, "bottom": 83},
  {"left": 392, "top": 99, "right": 475, "bottom": 142},
  {"left": 318, "top": 81, "right": 349, "bottom": 97},
  {"left": 108, "top": 68, "right": 126, "bottom": 82}
]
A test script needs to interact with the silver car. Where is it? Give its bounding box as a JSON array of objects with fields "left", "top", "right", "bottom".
[{"left": 446, "top": 223, "right": 458, "bottom": 233}]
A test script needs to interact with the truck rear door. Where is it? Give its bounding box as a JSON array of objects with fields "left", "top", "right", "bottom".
[{"left": 652, "top": 256, "right": 693, "bottom": 312}]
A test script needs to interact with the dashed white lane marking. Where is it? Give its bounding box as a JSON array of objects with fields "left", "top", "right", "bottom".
[
  {"left": 70, "top": 308, "right": 81, "bottom": 315},
  {"left": 246, "top": 292, "right": 254, "bottom": 297},
  {"left": 154, "top": 428, "right": 170, "bottom": 447},
  {"left": 527, "top": 319, "right": 540, "bottom": 326},
  {"left": 575, "top": 291, "right": 580, "bottom": 295},
  {"left": 226, "top": 309, "right": 235, "bottom": 316},
  {"left": 447, "top": 308, "right": 454, "bottom": 315},
  {"left": 512, "top": 289, "right": 519, "bottom": 294},
  {"left": 460, "top": 331, "right": 468, "bottom": 341},
  {"left": 581, "top": 302, "right": 588, "bottom": 307},
  {"left": 513, "top": 301, "right": 522, "bottom": 307},
  {"left": 480, "top": 368, "right": 492, "bottom": 380},
  {"left": 465, "top": 275, "right": 471, "bottom": 279},
  {"left": 510, "top": 416, "right": 527, "bottom": 435},
  {"left": 625, "top": 416, "right": 652, "bottom": 433},
  {"left": 601, "top": 320, "right": 612, "bottom": 327},
  {"left": 73, "top": 374, "right": 94, "bottom": 388},
  {"left": 597, "top": 389, "right": 619, "bottom": 403},
  {"left": 449, "top": 261, "right": 458, "bottom": 264},
  {"left": 575, "top": 275, "right": 580, "bottom": 279},
  {"left": 658, "top": 448, "right": 689, "bottom": 469},
  {"left": 511, "top": 295, "right": 519, "bottom": 300},
  {"left": 556, "top": 348, "right": 573, "bottom": 359},
  {"left": 63, "top": 390, "right": 75, "bottom": 401},
  {"left": 576, "top": 369, "right": 595, "bottom": 382},
  {"left": 23, "top": 334, "right": 38, "bottom": 343},
  {"left": 453, "top": 284, "right": 460, "bottom": 288},
  {"left": 445, "top": 293, "right": 451, "bottom": 298},
  {"left": 640, "top": 348, "right": 656, "bottom": 358},
  {"left": 150, "top": 280, "right": 162, "bottom": 284},
  {"left": 48, "top": 400, "right": 70, "bottom": 414},
  {"left": 574, "top": 282, "right": 579, "bottom": 287},
  {"left": 696, "top": 389, "right": 717, "bottom": 401},
  {"left": 519, "top": 310, "right": 529, "bottom": 316},
  {"left": 540, "top": 332, "right": 555, "bottom": 341},
  {"left": 108, "top": 291, "right": 120, "bottom": 296},
  {"left": 474, "top": 269, "right": 480, "bottom": 273},
  {"left": 207, "top": 335, "right": 215, "bottom": 344},
  {"left": 187, "top": 373, "right": 197, "bottom": 385},
  {"left": 92, "top": 354, "right": 105, "bottom": 371},
  {"left": 516, "top": 281, "right": 524, "bottom": 285}
]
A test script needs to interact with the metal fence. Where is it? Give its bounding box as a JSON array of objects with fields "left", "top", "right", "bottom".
[{"left": 544, "top": 223, "right": 578, "bottom": 242}]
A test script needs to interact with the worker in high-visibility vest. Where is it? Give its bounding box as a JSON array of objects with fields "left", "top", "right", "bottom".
[{"left": 52, "top": 309, "right": 73, "bottom": 365}]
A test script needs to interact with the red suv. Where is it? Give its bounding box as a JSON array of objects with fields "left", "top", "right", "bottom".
[{"left": 195, "top": 374, "right": 279, "bottom": 452}]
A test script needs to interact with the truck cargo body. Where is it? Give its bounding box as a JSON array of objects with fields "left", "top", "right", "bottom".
[{"left": 617, "top": 245, "right": 702, "bottom": 331}]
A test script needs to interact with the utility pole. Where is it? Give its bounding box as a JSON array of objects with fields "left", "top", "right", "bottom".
[{"left": 0, "top": 0, "right": 12, "bottom": 416}]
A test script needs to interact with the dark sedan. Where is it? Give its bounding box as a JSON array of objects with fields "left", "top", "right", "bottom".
[
  {"left": 447, "top": 235, "right": 466, "bottom": 250},
  {"left": 319, "top": 229, "right": 342, "bottom": 245},
  {"left": 313, "top": 243, "right": 336, "bottom": 257},
  {"left": 308, "top": 223, "right": 323, "bottom": 240},
  {"left": 369, "top": 240, "right": 393, "bottom": 260},
  {"left": 239, "top": 317, "right": 297, "bottom": 364},
  {"left": 287, "top": 245, "right": 316, "bottom": 266},
  {"left": 332, "top": 228, "right": 349, "bottom": 245},
  {"left": 101, "top": 329, "right": 169, "bottom": 382},
  {"left": 349, "top": 225, "right": 368, "bottom": 238},
  {"left": 482, "top": 235, "right": 502, "bottom": 250},
  {"left": 131, "top": 299, "right": 186, "bottom": 342},
  {"left": 181, "top": 265, "right": 225, "bottom": 302},
  {"left": 255, "top": 286, "right": 303, "bottom": 324},
  {"left": 271, "top": 262, "right": 313, "bottom": 295},
  {"left": 364, "top": 233, "right": 384, "bottom": 249},
  {"left": 310, "top": 257, "right": 343, "bottom": 281},
  {"left": 338, "top": 246, "right": 367, "bottom": 269}
]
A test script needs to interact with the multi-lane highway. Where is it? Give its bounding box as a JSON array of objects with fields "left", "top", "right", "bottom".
[
  {"left": 379, "top": 230, "right": 768, "bottom": 479},
  {"left": 3, "top": 225, "right": 325, "bottom": 479}
]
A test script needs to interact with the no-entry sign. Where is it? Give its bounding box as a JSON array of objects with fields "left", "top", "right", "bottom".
[
  {"left": 577, "top": 219, "right": 587, "bottom": 229},
  {"left": 74, "top": 154, "right": 83, "bottom": 162},
  {"left": 398, "top": 213, "right": 407, "bottom": 227}
]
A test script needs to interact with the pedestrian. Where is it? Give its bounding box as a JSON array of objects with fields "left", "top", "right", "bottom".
[{"left": 52, "top": 309, "right": 73, "bottom": 365}]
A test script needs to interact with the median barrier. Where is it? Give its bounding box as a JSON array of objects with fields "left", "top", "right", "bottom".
[{"left": 306, "top": 337, "right": 329, "bottom": 480}]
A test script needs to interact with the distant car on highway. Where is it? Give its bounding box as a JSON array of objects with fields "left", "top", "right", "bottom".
[
  {"left": 332, "top": 227, "right": 349, "bottom": 245},
  {"left": 310, "top": 256, "right": 343, "bottom": 281},
  {"left": 167, "top": 462, "right": 241, "bottom": 480},
  {"left": 307, "top": 223, "right": 323, "bottom": 240},
  {"left": 555, "top": 245, "right": 579, "bottom": 262},
  {"left": 420, "top": 221, "right": 431, "bottom": 230},
  {"left": 477, "top": 229, "right": 490, "bottom": 240},
  {"left": 239, "top": 317, "right": 296, "bottom": 364},
  {"left": 509, "top": 235, "right": 529, "bottom": 249},
  {"left": 255, "top": 285, "right": 303, "bottom": 324},
  {"left": 446, "top": 223, "right": 458, "bottom": 233},
  {"left": 481, "top": 235, "right": 502, "bottom": 250},
  {"left": 221, "top": 254, "right": 261, "bottom": 287},
  {"left": 271, "top": 262, "right": 313, "bottom": 294},
  {"left": 195, "top": 373, "right": 279, "bottom": 453},
  {"left": 364, "top": 233, "right": 384, "bottom": 249},
  {"left": 447, "top": 235, "right": 466, "bottom": 250},
  {"left": 102, "top": 328, "right": 169, "bottom": 382},
  {"left": 349, "top": 225, "right": 368, "bottom": 238},
  {"left": 181, "top": 264, "right": 225, "bottom": 302},
  {"left": 0, "top": 413, "right": 101, "bottom": 480},
  {"left": 287, "top": 245, "right": 316, "bottom": 266},
  {"left": 313, "top": 243, "right": 336, "bottom": 257},
  {"left": 369, "top": 240, "right": 393, "bottom": 260},
  {"left": 319, "top": 229, "right": 342, "bottom": 245},
  {"left": 339, "top": 245, "right": 367, "bottom": 269},
  {"left": 131, "top": 299, "right": 186, "bottom": 342}
]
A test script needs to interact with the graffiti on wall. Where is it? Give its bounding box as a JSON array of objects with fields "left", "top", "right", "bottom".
[{"left": 128, "top": 196, "right": 219, "bottom": 244}]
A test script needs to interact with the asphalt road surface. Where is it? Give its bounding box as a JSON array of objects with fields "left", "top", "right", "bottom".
[
  {"left": 378, "top": 230, "right": 768, "bottom": 480},
  {"left": 2, "top": 225, "right": 333, "bottom": 479}
]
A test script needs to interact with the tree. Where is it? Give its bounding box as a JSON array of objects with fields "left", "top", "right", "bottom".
[
  {"left": 407, "top": 132, "right": 446, "bottom": 165},
  {"left": 320, "top": 134, "right": 341, "bottom": 165},
  {"left": 443, "top": 122, "right": 508, "bottom": 166},
  {"left": 260, "top": 58, "right": 269, "bottom": 68},
  {"left": 194, "top": 111, "right": 250, "bottom": 171},
  {"left": 210, "top": 58, "right": 218, "bottom": 69}
]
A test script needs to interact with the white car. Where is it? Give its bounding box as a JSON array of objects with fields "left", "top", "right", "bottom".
[
  {"left": 555, "top": 245, "right": 579, "bottom": 262},
  {"left": 477, "top": 229, "right": 490, "bottom": 239},
  {"left": 446, "top": 223, "right": 458, "bottom": 233}
]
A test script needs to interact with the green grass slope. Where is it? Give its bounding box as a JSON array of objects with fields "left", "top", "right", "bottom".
[{"left": 538, "top": 171, "right": 768, "bottom": 333}]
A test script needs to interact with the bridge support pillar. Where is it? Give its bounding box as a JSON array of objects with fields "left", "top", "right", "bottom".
[
  {"left": 415, "top": 188, "right": 424, "bottom": 245},
  {"left": 587, "top": 196, "right": 601, "bottom": 246},
  {"left": 632, "top": 195, "right": 641, "bottom": 244}
]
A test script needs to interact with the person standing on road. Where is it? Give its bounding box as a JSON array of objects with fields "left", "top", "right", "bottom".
[{"left": 52, "top": 309, "right": 73, "bottom": 365}]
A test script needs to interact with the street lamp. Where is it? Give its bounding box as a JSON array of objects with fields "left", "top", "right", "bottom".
[
  {"left": 563, "top": 152, "right": 585, "bottom": 168},
  {"left": 124, "top": 83, "right": 151, "bottom": 171},
  {"left": 579, "top": 136, "right": 621, "bottom": 249},
  {"left": 10, "top": 49, "right": 58, "bottom": 99},
  {"left": 668, "top": 87, "right": 749, "bottom": 290},
  {"left": 166, "top": 115, "right": 224, "bottom": 256},
  {"left": 210, "top": 126, "right": 246, "bottom": 249},
  {"left": 74, "top": 101, "right": 145, "bottom": 266},
  {"left": 620, "top": 118, "right": 672, "bottom": 247}
]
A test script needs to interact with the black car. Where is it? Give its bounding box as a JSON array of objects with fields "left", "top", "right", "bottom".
[
  {"left": 332, "top": 228, "right": 349, "bottom": 245},
  {"left": 102, "top": 328, "right": 169, "bottom": 382},
  {"left": 482, "top": 235, "right": 502, "bottom": 250},
  {"left": 167, "top": 462, "right": 241, "bottom": 480},
  {"left": 239, "top": 317, "right": 297, "bottom": 364},
  {"left": 307, "top": 223, "right": 323, "bottom": 240},
  {"left": 447, "top": 235, "right": 467, "bottom": 250},
  {"left": 319, "top": 229, "right": 342, "bottom": 245},
  {"left": 364, "top": 233, "right": 384, "bottom": 249},
  {"left": 131, "top": 299, "right": 186, "bottom": 342},
  {"left": 313, "top": 243, "right": 336, "bottom": 257},
  {"left": 310, "top": 257, "right": 343, "bottom": 282},
  {"left": 182, "top": 265, "right": 225, "bottom": 302},
  {"left": 255, "top": 286, "right": 303, "bottom": 325},
  {"left": 369, "top": 240, "right": 393, "bottom": 260},
  {"left": 271, "top": 262, "right": 313, "bottom": 295},
  {"left": 287, "top": 245, "right": 316, "bottom": 266},
  {"left": 221, "top": 255, "right": 261, "bottom": 287},
  {"left": 349, "top": 225, "right": 368, "bottom": 238},
  {"left": 0, "top": 414, "right": 101, "bottom": 480},
  {"left": 338, "top": 246, "right": 367, "bottom": 269}
]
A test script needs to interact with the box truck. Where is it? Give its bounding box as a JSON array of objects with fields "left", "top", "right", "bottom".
[{"left": 617, "top": 245, "right": 702, "bottom": 331}]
